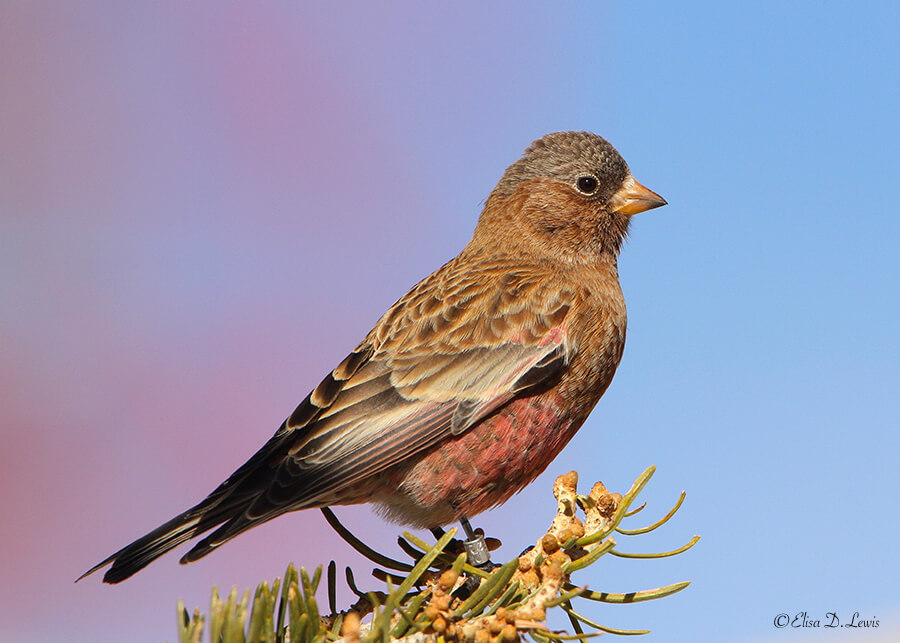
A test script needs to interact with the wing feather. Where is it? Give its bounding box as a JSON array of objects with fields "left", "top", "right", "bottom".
[
  {"left": 87, "top": 261, "right": 578, "bottom": 581},
  {"left": 181, "top": 272, "right": 574, "bottom": 556}
]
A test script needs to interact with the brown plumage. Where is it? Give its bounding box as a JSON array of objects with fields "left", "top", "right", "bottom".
[{"left": 80, "top": 131, "right": 665, "bottom": 583}]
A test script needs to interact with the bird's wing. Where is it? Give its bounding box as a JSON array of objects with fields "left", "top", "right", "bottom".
[
  {"left": 186, "top": 265, "right": 575, "bottom": 554},
  {"left": 87, "top": 264, "right": 575, "bottom": 581}
]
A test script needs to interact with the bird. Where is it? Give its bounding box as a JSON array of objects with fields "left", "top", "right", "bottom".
[{"left": 80, "top": 131, "right": 666, "bottom": 584}]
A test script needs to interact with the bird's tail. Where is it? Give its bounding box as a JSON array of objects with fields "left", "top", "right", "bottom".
[
  {"left": 77, "top": 422, "right": 306, "bottom": 583},
  {"left": 76, "top": 495, "right": 240, "bottom": 584}
]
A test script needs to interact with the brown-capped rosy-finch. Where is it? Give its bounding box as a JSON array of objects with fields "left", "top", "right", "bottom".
[{"left": 81, "top": 131, "right": 666, "bottom": 583}]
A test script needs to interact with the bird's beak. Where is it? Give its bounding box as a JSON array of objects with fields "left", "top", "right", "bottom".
[{"left": 608, "top": 175, "right": 667, "bottom": 215}]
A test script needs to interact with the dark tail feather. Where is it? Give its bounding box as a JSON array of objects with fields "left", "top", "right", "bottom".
[
  {"left": 77, "top": 491, "right": 257, "bottom": 584},
  {"left": 77, "top": 505, "right": 218, "bottom": 584},
  {"left": 77, "top": 423, "right": 301, "bottom": 584},
  {"left": 179, "top": 506, "right": 285, "bottom": 564},
  {"left": 77, "top": 513, "right": 199, "bottom": 583},
  {"left": 179, "top": 459, "right": 332, "bottom": 564}
]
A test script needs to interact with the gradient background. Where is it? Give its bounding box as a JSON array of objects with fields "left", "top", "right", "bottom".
[{"left": 2, "top": 2, "right": 898, "bottom": 641}]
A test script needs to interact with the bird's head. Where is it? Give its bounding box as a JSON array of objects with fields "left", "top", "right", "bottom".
[{"left": 473, "top": 131, "right": 666, "bottom": 261}]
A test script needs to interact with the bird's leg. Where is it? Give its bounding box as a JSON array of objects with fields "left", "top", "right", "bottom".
[
  {"left": 448, "top": 516, "right": 494, "bottom": 599},
  {"left": 429, "top": 527, "right": 446, "bottom": 540},
  {"left": 459, "top": 516, "right": 492, "bottom": 569}
]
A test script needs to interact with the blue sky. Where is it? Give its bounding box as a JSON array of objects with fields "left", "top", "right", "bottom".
[{"left": 1, "top": 2, "right": 897, "bottom": 641}]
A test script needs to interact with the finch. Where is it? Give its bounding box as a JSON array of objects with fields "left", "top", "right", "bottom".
[{"left": 81, "top": 131, "right": 665, "bottom": 583}]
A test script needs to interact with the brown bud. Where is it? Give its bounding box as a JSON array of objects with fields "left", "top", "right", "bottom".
[
  {"left": 432, "top": 615, "right": 448, "bottom": 633},
  {"left": 434, "top": 594, "right": 452, "bottom": 611},
  {"left": 475, "top": 630, "right": 490, "bottom": 643},
  {"left": 439, "top": 568, "right": 460, "bottom": 591},
  {"left": 569, "top": 519, "right": 585, "bottom": 539},
  {"left": 550, "top": 550, "right": 569, "bottom": 565},
  {"left": 541, "top": 534, "right": 560, "bottom": 554},
  {"left": 597, "top": 495, "right": 617, "bottom": 517},
  {"left": 519, "top": 569, "right": 541, "bottom": 589},
  {"left": 589, "top": 481, "right": 609, "bottom": 499},
  {"left": 424, "top": 605, "right": 440, "bottom": 621},
  {"left": 500, "top": 624, "right": 518, "bottom": 642},
  {"left": 517, "top": 556, "right": 532, "bottom": 572},
  {"left": 519, "top": 569, "right": 540, "bottom": 589},
  {"left": 531, "top": 607, "right": 546, "bottom": 622}
]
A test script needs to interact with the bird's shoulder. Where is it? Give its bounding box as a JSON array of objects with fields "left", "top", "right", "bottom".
[{"left": 366, "top": 254, "right": 584, "bottom": 356}]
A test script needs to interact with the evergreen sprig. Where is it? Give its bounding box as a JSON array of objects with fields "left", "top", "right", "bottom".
[{"left": 176, "top": 467, "right": 697, "bottom": 642}]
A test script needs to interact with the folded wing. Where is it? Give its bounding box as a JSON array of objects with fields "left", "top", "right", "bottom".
[{"left": 85, "top": 264, "right": 574, "bottom": 582}]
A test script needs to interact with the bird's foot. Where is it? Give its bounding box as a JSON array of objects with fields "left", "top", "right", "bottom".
[
  {"left": 450, "top": 516, "right": 496, "bottom": 599},
  {"left": 431, "top": 518, "right": 497, "bottom": 598},
  {"left": 459, "top": 516, "right": 492, "bottom": 567}
]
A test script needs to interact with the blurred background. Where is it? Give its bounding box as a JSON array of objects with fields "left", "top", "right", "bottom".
[{"left": 1, "top": 1, "right": 897, "bottom": 641}]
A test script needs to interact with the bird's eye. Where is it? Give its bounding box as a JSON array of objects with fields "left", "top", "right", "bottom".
[{"left": 576, "top": 175, "right": 599, "bottom": 195}]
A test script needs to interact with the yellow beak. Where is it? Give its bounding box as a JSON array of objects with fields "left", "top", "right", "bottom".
[{"left": 608, "top": 175, "right": 667, "bottom": 215}]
